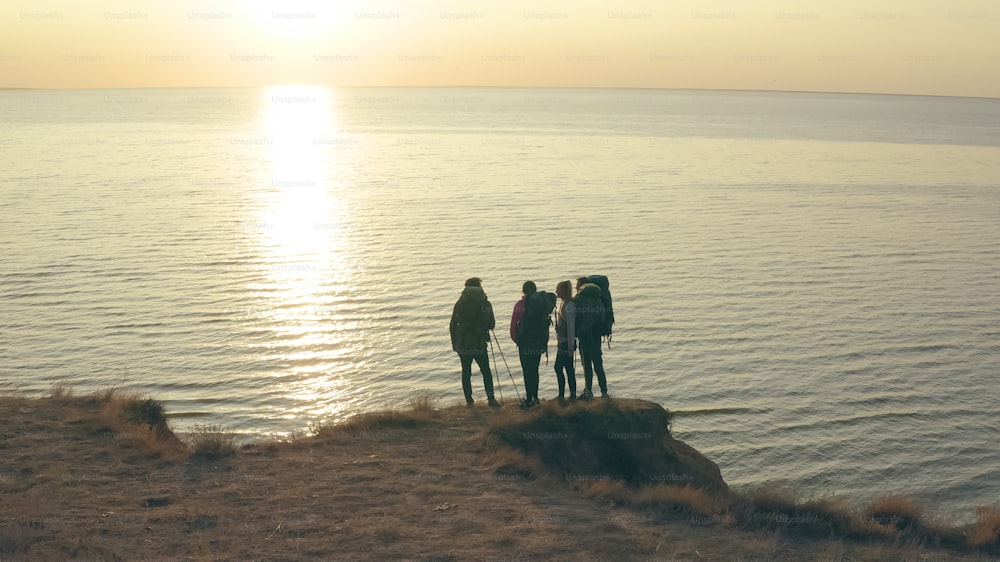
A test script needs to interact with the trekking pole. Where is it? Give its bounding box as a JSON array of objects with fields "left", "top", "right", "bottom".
[
  {"left": 488, "top": 336, "right": 503, "bottom": 403},
  {"left": 490, "top": 329, "right": 522, "bottom": 402}
]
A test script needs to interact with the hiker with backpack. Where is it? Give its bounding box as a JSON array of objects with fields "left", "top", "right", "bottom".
[
  {"left": 510, "top": 281, "right": 556, "bottom": 409},
  {"left": 554, "top": 280, "right": 577, "bottom": 403},
  {"left": 575, "top": 276, "right": 610, "bottom": 399},
  {"left": 450, "top": 277, "right": 501, "bottom": 408}
]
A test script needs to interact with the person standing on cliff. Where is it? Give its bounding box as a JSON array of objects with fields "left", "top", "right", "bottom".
[
  {"left": 510, "top": 281, "right": 556, "bottom": 409},
  {"left": 553, "top": 280, "right": 577, "bottom": 403},
  {"left": 575, "top": 277, "right": 608, "bottom": 399},
  {"left": 450, "top": 278, "right": 500, "bottom": 408}
]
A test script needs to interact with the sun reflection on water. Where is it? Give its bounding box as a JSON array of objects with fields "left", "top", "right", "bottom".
[{"left": 252, "top": 85, "right": 359, "bottom": 427}]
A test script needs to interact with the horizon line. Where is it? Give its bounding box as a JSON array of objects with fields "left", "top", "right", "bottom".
[{"left": 2, "top": 85, "right": 998, "bottom": 102}]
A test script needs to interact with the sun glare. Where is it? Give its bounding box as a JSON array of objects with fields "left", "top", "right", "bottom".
[
  {"left": 245, "top": 1, "right": 355, "bottom": 42},
  {"left": 257, "top": 85, "right": 345, "bottom": 334},
  {"left": 263, "top": 85, "right": 336, "bottom": 245},
  {"left": 250, "top": 85, "right": 360, "bottom": 418}
]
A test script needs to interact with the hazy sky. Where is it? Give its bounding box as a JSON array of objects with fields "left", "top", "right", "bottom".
[{"left": 1, "top": 0, "right": 997, "bottom": 97}]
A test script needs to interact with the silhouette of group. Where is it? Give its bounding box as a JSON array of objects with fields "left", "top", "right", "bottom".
[{"left": 450, "top": 277, "right": 611, "bottom": 409}]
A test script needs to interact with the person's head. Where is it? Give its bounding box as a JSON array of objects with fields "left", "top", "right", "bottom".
[
  {"left": 464, "top": 277, "right": 483, "bottom": 288},
  {"left": 556, "top": 280, "right": 572, "bottom": 300},
  {"left": 575, "top": 277, "right": 589, "bottom": 291},
  {"left": 522, "top": 280, "right": 536, "bottom": 295}
]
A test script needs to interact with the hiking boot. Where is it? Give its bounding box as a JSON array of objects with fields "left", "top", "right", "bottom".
[
  {"left": 568, "top": 393, "right": 577, "bottom": 402},
  {"left": 579, "top": 389, "right": 593, "bottom": 400},
  {"left": 487, "top": 397, "right": 501, "bottom": 408},
  {"left": 601, "top": 392, "right": 609, "bottom": 399},
  {"left": 518, "top": 399, "right": 535, "bottom": 410},
  {"left": 466, "top": 399, "right": 475, "bottom": 408}
]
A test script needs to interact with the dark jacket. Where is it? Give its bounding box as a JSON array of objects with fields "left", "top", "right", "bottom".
[{"left": 450, "top": 286, "right": 495, "bottom": 354}]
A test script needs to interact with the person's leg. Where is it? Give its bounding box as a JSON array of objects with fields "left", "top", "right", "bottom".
[
  {"left": 566, "top": 351, "right": 577, "bottom": 399},
  {"left": 518, "top": 347, "right": 531, "bottom": 403},
  {"left": 554, "top": 351, "right": 567, "bottom": 397},
  {"left": 528, "top": 353, "right": 542, "bottom": 401},
  {"left": 579, "top": 343, "right": 594, "bottom": 396},
  {"left": 593, "top": 346, "right": 607, "bottom": 396},
  {"left": 459, "top": 354, "right": 474, "bottom": 403},
  {"left": 472, "top": 349, "right": 495, "bottom": 399}
]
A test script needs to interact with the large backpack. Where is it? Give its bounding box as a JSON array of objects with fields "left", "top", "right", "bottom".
[
  {"left": 456, "top": 298, "right": 485, "bottom": 337},
  {"left": 575, "top": 283, "right": 606, "bottom": 342},
  {"left": 517, "top": 291, "right": 556, "bottom": 353},
  {"left": 454, "top": 288, "right": 493, "bottom": 351},
  {"left": 585, "top": 274, "right": 615, "bottom": 339}
]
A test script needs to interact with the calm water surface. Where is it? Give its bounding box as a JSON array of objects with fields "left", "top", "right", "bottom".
[{"left": 2, "top": 87, "right": 998, "bottom": 521}]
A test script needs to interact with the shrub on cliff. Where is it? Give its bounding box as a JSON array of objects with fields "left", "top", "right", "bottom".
[{"left": 485, "top": 398, "right": 727, "bottom": 495}]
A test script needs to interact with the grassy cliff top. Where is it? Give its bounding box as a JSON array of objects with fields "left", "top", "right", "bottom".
[{"left": 1, "top": 389, "right": 997, "bottom": 560}]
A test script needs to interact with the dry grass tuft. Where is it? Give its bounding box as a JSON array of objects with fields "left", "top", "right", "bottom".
[
  {"left": 187, "top": 424, "right": 237, "bottom": 461},
  {"left": 968, "top": 505, "right": 1000, "bottom": 548},
  {"left": 482, "top": 444, "right": 544, "bottom": 480},
  {"left": 95, "top": 387, "right": 139, "bottom": 425},
  {"left": 406, "top": 393, "right": 437, "bottom": 413},
  {"left": 304, "top": 398, "right": 442, "bottom": 441},
  {"left": 577, "top": 478, "right": 634, "bottom": 504},
  {"left": 798, "top": 495, "right": 859, "bottom": 535},
  {"left": 307, "top": 420, "right": 328, "bottom": 437},
  {"left": 97, "top": 389, "right": 167, "bottom": 431},
  {"left": 864, "top": 494, "right": 924, "bottom": 531},
  {"left": 49, "top": 381, "right": 74, "bottom": 400},
  {"left": 90, "top": 387, "right": 185, "bottom": 460},
  {"left": 732, "top": 486, "right": 981, "bottom": 552},
  {"left": 339, "top": 407, "right": 439, "bottom": 433},
  {"left": 748, "top": 481, "right": 800, "bottom": 515},
  {"left": 96, "top": 385, "right": 121, "bottom": 404},
  {"left": 734, "top": 483, "right": 876, "bottom": 539},
  {"left": 122, "top": 397, "right": 168, "bottom": 428},
  {"left": 635, "top": 484, "right": 718, "bottom": 516},
  {"left": 0, "top": 388, "right": 27, "bottom": 408}
]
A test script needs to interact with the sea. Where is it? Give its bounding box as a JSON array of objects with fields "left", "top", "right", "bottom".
[{"left": 1, "top": 87, "right": 998, "bottom": 523}]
